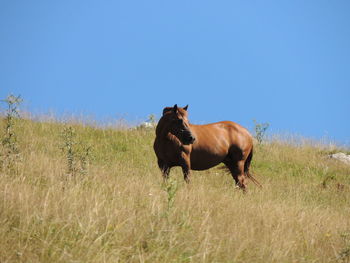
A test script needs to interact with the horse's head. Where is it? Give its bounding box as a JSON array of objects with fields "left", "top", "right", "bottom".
[{"left": 162, "top": 104, "right": 196, "bottom": 145}]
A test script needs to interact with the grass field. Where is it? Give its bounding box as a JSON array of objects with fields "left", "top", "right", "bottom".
[{"left": 0, "top": 117, "right": 350, "bottom": 262}]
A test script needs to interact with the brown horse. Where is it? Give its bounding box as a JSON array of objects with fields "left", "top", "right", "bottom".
[{"left": 153, "top": 104, "right": 261, "bottom": 191}]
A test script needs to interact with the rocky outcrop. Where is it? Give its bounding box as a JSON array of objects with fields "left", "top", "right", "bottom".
[{"left": 329, "top": 152, "right": 350, "bottom": 165}]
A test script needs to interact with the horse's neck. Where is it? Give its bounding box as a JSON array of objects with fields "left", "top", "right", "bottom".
[
  {"left": 156, "top": 117, "right": 172, "bottom": 137},
  {"left": 156, "top": 119, "right": 182, "bottom": 147},
  {"left": 166, "top": 132, "right": 182, "bottom": 147},
  {"left": 158, "top": 129, "right": 181, "bottom": 147}
]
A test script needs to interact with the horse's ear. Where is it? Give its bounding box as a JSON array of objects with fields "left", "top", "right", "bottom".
[
  {"left": 173, "top": 104, "right": 178, "bottom": 113},
  {"left": 163, "top": 107, "right": 175, "bottom": 115},
  {"left": 183, "top": 105, "right": 188, "bottom": 111}
]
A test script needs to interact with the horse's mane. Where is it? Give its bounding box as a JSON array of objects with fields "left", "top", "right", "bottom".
[
  {"left": 162, "top": 107, "right": 173, "bottom": 116},
  {"left": 155, "top": 112, "right": 171, "bottom": 137},
  {"left": 156, "top": 111, "right": 182, "bottom": 147}
]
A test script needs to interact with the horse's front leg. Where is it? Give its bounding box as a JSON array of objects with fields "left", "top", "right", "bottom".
[
  {"left": 180, "top": 154, "right": 191, "bottom": 183},
  {"left": 158, "top": 159, "right": 171, "bottom": 181},
  {"left": 182, "top": 166, "right": 191, "bottom": 183}
]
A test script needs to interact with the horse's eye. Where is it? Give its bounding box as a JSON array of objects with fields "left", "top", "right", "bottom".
[{"left": 177, "top": 119, "right": 184, "bottom": 125}]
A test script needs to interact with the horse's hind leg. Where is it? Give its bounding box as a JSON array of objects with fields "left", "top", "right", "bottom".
[
  {"left": 244, "top": 149, "right": 262, "bottom": 188},
  {"left": 224, "top": 160, "right": 247, "bottom": 192}
]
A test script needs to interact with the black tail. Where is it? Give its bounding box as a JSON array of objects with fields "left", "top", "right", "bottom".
[{"left": 244, "top": 147, "right": 263, "bottom": 188}]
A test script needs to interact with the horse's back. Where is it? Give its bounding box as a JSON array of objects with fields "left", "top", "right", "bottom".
[{"left": 190, "top": 121, "right": 252, "bottom": 147}]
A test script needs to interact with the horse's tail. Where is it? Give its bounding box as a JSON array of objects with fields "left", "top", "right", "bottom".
[{"left": 244, "top": 147, "right": 263, "bottom": 188}]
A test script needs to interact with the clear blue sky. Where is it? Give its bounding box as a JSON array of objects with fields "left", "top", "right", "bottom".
[{"left": 1, "top": 1, "right": 349, "bottom": 144}]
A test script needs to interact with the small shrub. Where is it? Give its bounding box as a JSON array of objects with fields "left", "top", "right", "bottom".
[
  {"left": 147, "top": 114, "right": 157, "bottom": 125},
  {"left": 163, "top": 177, "right": 178, "bottom": 215},
  {"left": 253, "top": 119, "right": 270, "bottom": 144},
  {"left": 0, "top": 94, "right": 23, "bottom": 173},
  {"left": 60, "top": 126, "right": 92, "bottom": 176}
]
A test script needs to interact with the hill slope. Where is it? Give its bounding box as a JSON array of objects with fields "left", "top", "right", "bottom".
[{"left": 1, "top": 118, "right": 349, "bottom": 262}]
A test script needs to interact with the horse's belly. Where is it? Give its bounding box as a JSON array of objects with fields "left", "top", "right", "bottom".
[{"left": 190, "top": 151, "right": 224, "bottom": 171}]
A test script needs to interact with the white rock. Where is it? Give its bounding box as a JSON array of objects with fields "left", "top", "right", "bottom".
[
  {"left": 329, "top": 152, "right": 350, "bottom": 165},
  {"left": 138, "top": 122, "right": 156, "bottom": 129}
]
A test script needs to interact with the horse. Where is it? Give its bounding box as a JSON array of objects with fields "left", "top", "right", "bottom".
[{"left": 153, "top": 104, "right": 261, "bottom": 191}]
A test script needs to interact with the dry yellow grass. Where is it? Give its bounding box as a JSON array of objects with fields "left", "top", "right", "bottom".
[{"left": 0, "top": 118, "right": 349, "bottom": 262}]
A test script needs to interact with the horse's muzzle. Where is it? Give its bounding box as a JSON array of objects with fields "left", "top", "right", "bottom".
[{"left": 183, "top": 134, "right": 196, "bottom": 145}]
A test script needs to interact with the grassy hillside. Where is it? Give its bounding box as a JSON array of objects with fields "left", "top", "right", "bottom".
[{"left": 0, "top": 117, "right": 350, "bottom": 262}]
